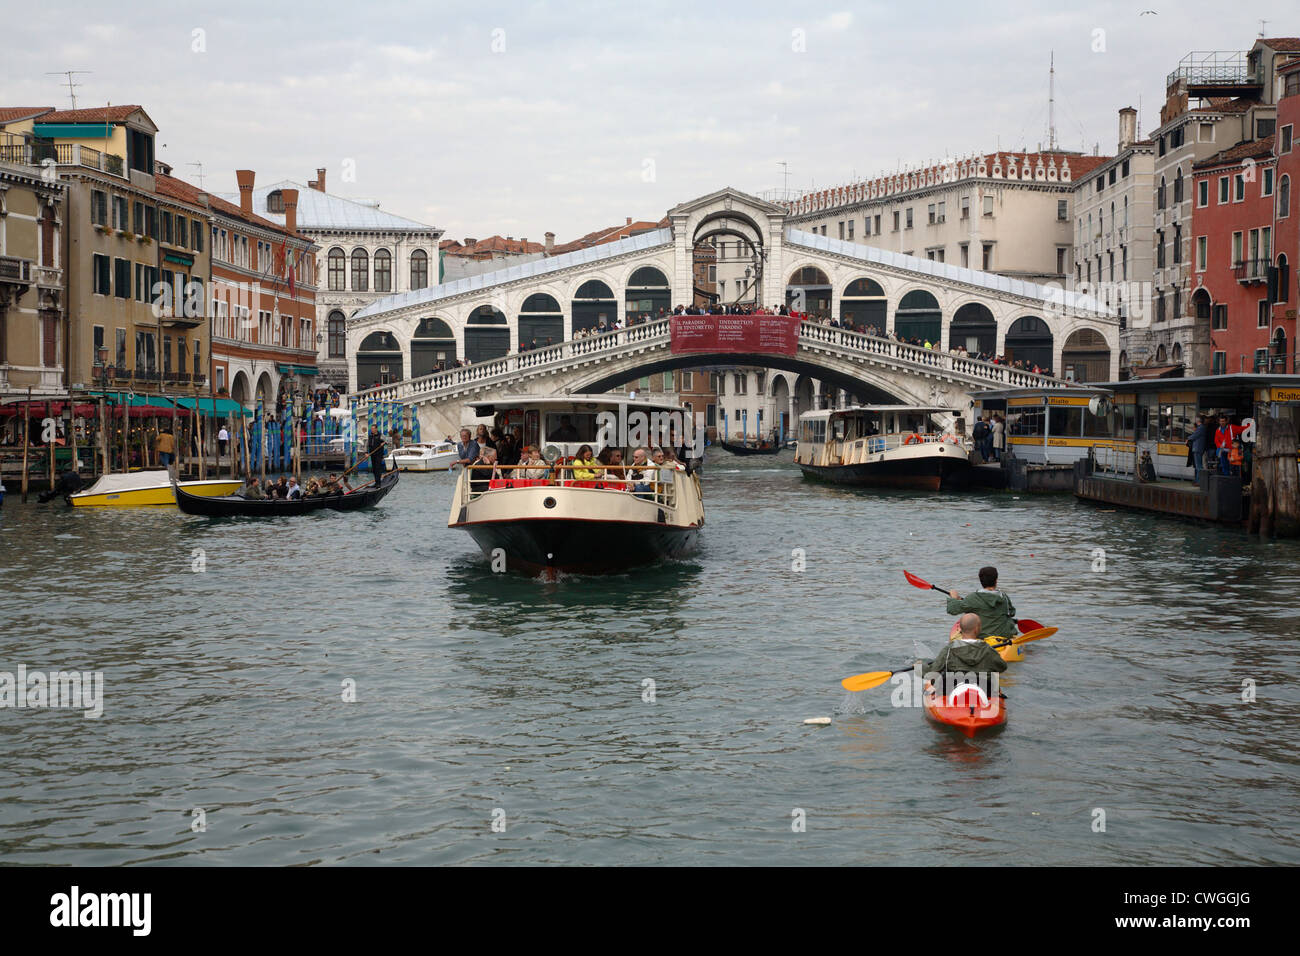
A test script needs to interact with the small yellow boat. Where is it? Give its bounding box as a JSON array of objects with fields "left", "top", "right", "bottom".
[{"left": 69, "top": 470, "right": 243, "bottom": 507}]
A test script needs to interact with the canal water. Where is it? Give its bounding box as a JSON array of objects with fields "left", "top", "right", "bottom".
[{"left": 1, "top": 456, "right": 1298, "bottom": 866}]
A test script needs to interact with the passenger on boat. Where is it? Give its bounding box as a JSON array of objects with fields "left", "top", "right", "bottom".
[
  {"left": 243, "top": 478, "right": 266, "bottom": 499},
  {"left": 272, "top": 476, "right": 289, "bottom": 499},
  {"left": 924, "top": 613, "right": 1007, "bottom": 694},
  {"left": 305, "top": 478, "right": 322, "bottom": 496},
  {"left": 946, "top": 567, "right": 1018, "bottom": 644},
  {"left": 571, "top": 445, "right": 600, "bottom": 481},
  {"left": 476, "top": 424, "right": 493, "bottom": 450},
  {"left": 519, "top": 447, "right": 550, "bottom": 480},
  {"left": 286, "top": 477, "right": 303, "bottom": 500},
  {"left": 456, "top": 428, "right": 480, "bottom": 467},
  {"left": 627, "top": 447, "right": 656, "bottom": 497},
  {"left": 470, "top": 447, "right": 501, "bottom": 494},
  {"left": 497, "top": 429, "right": 519, "bottom": 466},
  {"left": 597, "top": 446, "right": 627, "bottom": 480}
]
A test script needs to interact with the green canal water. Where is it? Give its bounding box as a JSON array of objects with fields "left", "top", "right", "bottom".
[{"left": 1, "top": 456, "right": 1298, "bottom": 865}]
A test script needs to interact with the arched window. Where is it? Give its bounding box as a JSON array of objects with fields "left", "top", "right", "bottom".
[
  {"left": 410, "top": 249, "right": 429, "bottom": 290},
  {"left": 266, "top": 190, "right": 284, "bottom": 214},
  {"left": 327, "top": 310, "right": 346, "bottom": 358},
  {"left": 373, "top": 249, "right": 392, "bottom": 293},
  {"left": 1172, "top": 342, "right": 1183, "bottom": 364},
  {"left": 1278, "top": 253, "right": 1290, "bottom": 303},
  {"left": 1158, "top": 176, "right": 1166, "bottom": 210},
  {"left": 351, "top": 249, "right": 369, "bottom": 292},
  {"left": 411, "top": 316, "right": 455, "bottom": 376},
  {"left": 1174, "top": 167, "right": 1184, "bottom": 204},
  {"left": 1280, "top": 175, "right": 1291, "bottom": 219},
  {"left": 327, "top": 248, "right": 345, "bottom": 292}
]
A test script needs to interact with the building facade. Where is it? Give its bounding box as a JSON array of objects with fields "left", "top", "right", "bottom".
[
  {"left": 1270, "top": 59, "right": 1300, "bottom": 372},
  {"left": 1069, "top": 108, "right": 1157, "bottom": 377},
  {"left": 1148, "top": 39, "right": 1300, "bottom": 375},
  {"left": 221, "top": 169, "right": 442, "bottom": 389},
  {"left": 202, "top": 170, "right": 319, "bottom": 412},
  {"left": 0, "top": 140, "right": 64, "bottom": 398}
]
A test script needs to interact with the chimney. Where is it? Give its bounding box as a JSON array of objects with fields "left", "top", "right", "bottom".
[
  {"left": 311, "top": 167, "right": 326, "bottom": 192},
  {"left": 626, "top": 217, "right": 632, "bottom": 225},
  {"left": 545, "top": 231, "right": 554, "bottom": 252},
  {"left": 282, "top": 188, "right": 299, "bottom": 234},
  {"left": 236, "top": 170, "right": 255, "bottom": 215},
  {"left": 1118, "top": 107, "right": 1137, "bottom": 151},
  {"left": 521, "top": 237, "right": 528, "bottom": 248},
  {"left": 464, "top": 237, "right": 476, "bottom": 246}
]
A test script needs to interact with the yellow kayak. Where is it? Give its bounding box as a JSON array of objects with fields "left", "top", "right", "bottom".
[{"left": 948, "top": 622, "right": 1024, "bottom": 662}]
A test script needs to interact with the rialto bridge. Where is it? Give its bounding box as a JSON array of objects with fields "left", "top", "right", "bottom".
[{"left": 347, "top": 188, "right": 1117, "bottom": 437}]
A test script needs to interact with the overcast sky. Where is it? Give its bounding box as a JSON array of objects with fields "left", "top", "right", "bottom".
[{"left": 5, "top": 1, "right": 1297, "bottom": 241}]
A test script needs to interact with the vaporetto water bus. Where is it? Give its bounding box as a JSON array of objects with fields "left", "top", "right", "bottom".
[
  {"left": 448, "top": 395, "right": 705, "bottom": 575},
  {"left": 794, "top": 405, "right": 970, "bottom": 490}
]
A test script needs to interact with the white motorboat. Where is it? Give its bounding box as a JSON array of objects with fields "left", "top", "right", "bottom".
[
  {"left": 385, "top": 441, "right": 458, "bottom": 472},
  {"left": 794, "top": 405, "right": 971, "bottom": 490}
]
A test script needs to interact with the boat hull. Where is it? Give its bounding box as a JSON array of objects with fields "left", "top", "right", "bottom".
[
  {"left": 71, "top": 479, "right": 243, "bottom": 506},
  {"left": 797, "top": 455, "right": 968, "bottom": 491},
  {"left": 719, "top": 441, "right": 779, "bottom": 456},
  {"left": 462, "top": 517, "right": 699, "bottom": 574},
  {"left": 923, "top": 685, "right": 1007, "bottom": 737},
  {"left": 174, "top": 472, "right": 399, "bottom": 517}
]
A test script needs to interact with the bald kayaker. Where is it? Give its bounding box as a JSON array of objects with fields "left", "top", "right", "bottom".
[
  {"left": 924, "top": 613, "right": 1008, "bottom": 679},
  {"left": 946, "top": 566, "right": 1018, "bottom": 642}
]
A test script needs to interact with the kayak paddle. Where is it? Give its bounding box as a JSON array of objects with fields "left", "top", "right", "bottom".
[
  {"left": 840, "top": 627, "right": 1058, "bottom": 692},
  {"left": 904, "top": 570, "right": 1045, "bottom": 633}
]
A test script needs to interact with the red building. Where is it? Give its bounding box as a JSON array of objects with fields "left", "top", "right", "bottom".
[
  {"left": 1271, "top": 59, "right": 1300, "bottom": 371},
  {"left": 1190, "top": 137, "right": 1278, "bottom": 374}
]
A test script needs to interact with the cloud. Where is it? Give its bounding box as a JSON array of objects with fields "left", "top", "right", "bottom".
[{"left": 822, "top": 11, "right": 854, "bottom": 31}]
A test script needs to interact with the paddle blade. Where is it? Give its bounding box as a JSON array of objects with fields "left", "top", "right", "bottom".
[
  {"left": 1011, "top": 626, "right": 1057, "bottom": 645},
  {"left": 1017, "top": 619, "right": 1045, "bottom": 633},
  {"left": 903, "top": 570, "right": 932, "bottom": 591},
  {"left": 841, "top": 670, "right": 895, "bottom": 692}
]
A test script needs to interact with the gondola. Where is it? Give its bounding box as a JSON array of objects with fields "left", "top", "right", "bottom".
[
  {"left": 173, "top": 470, "right": 399, "bottom": 517},
  {"left": 719, "top": 439, "right": 780, "bottom": 456}
]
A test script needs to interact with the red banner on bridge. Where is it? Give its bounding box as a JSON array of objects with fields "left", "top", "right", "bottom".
[{"left": 669, "top": 314, "right": 801, "bottom": 355}]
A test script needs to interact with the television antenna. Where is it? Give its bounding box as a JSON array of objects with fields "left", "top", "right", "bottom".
[
  {"left": 187, "top": 162, "right": 206, "bottom": 188},
  {"left": 46, "top": 70, "right": 92, "bottom": 108}
]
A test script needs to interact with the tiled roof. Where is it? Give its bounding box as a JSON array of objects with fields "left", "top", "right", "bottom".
[
  {"left": 788, "top": 151, "right": 1109, "bottom": 214},
  {"left": 1190, "top": 97, "right": 1253, "bottom": 114},
  {"left": 445, "top": 235, "right": 546, "bottom": 257},
  {"left": 153, "top": 173, "right": 211, "bottom": 210},
  {"left": 0, "top": 107, "right": 53, "bottom": 123},
  {"left": 786, "top": 228, "right": 1112, "bottom": 316},
  {"left": 216, "top": 180, "right": 437, "bottom": 233},
  {"left": 41, "top": 105, "right": 146, "bottom": 123},
  {"left": 205, "top": 192, "right": 312, "bottom": 242},
  {"left": 1259, "top": 37, "right": 1300, "bottom": 52},
  {"left": 353, "top": 227, "right": 675, "bottom": 321},
  {"left": 547, "top": 220, "right": 662, "bottom": 255},
  {"left": 1192, "top": 134, "right": 1275, "bottom": 170}
]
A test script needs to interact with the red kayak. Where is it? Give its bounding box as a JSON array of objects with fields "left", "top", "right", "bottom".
[{"left": 922, "top": 681, "right": 1007, "bottom": 737}]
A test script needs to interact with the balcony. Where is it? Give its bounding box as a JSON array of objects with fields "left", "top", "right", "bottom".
[
  {"left": 1167, "top": 51, "right": 1262, "bottom": 96},
  {"left": 0, "top": 141, "right": 125, "bottom": 178},
  {"left": 0, "top": 254, "right": 34, "bottom": 290},
  {"left": 1233, "top": 258, "right": 1270, "bottom": 283}
]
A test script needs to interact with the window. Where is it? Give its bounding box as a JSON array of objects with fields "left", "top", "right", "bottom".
[
  {"left": 91, "top": 190, "right": 108, "bottom": 226},
  {"left": 733, "top": 373, "right": 746, "bottom": 394},
  {"left": 374, "top": 249, "right": 392, "bottom": 292},
  {"left": 1234, "top": 174, "right": 1245, "bottom": 202},
  {"left": 1263, "top": 167, "right": 1274, "bottom": 197},
  {"left": 937, "top": 201, "right": 945, "bottom": 221},
  {"left": 113, "top": 258, "right": 130, "bottom": 299},
  {"left": 892, "top": 211, "right": 900, "bottom": 231},
  {"left": 161, "top": 211, "right": 173, "bottom": 245},
  {"left": 960, "top": 244, "right": 969, "bottom": 267},
  {"left": 1232, "top": 231, "right": 1243, "bottom": 266},
  {"left": 847, "top": 219, "right": 854, "bottom": 240},
  {"left": 133, "top": 201, "right": 144, "bottom": 235},
  {"left": 1156, "top": 230, "right": 1165, "bottom": 269},
  {"left": 905, "top": 208, "right": 913, "bottom": 229},
  {"left": 115, "top": 328, "right": 126, "bottom": 368},
  {"left": 1196, "top": 235, "right": 1207, "bottom": 271},
  {"left": 1198, "top": 122, "right": 1214, "bottom": 143},
  {"left": 982, "top": 195, "right": 994, "bottom": 217},
  {"left": 1257, "top": 118, "right": 1275, "bottom": 139},
  {"left": 874, "top": 215, "right": 881, "bottom": 233},
  {"left": 1057, "top": 199, "right": 1067, "bottom": 220},
  {"left": 927, "top": 204, "right": 936, "bottom": 224},
  {"left": 1278, "top": 254, "right": 1290, "bottom": 302},
  {"left": 1282, "top": 124, "right": 1294, "bottom": 154},
  {"left": 1157, "top": 177, "right": 1166, "bottom": 209},
  {"left": 1096, "top": 176, "right": 1104, "bottom": 194},
  {"left": 1280, "top": 175, "right": 1291, "bottom": 218},
  {"left": 1156, "top": 292, "right": 1165, "bottom": 323},
  {"left": 1171, "top": 126, "right": 1185, "bottom": 149},
  {"left": 981, "top": 243, "right": 993, "bottom": 270},
  {"left": 1109, "top": 168, "right": 1116, "bottom": 185},
  {"left": 1258, "top": 300, "right": 1270, "bottom": 328},
  {"left": 328, "top": 248, "right": 346, "bottom": 291},
  {"left": 176, "top": 216, "right": 187, "bottom": 248},
  {"left": 111, "top": 195, "right": 128, "bottom": 230},
  {"left": 1121, "top": 158, "right": 1130, "bottom": 177},
  {"left": 1174, "top": 168, "right": 1184, "bottom": 204},
  {"left": 662, "top": 372, "right": 674, "bottom": 390},
  {"left": 1212, "top": 350, "right": 1226, "bottom": 375},
  {"left": 193, "top": 219, "right": 203, "bottom": 251},
  {"left": 681, "top": 371, "right": 693, "bottom": 390},
  {"left": 1173, "top": 224, "right": 1182, "bottom": 264},
  {"left": 93, "top": 254, "right": 110, "bottom": 294},
  {"left": 1197, "top": 180, "right": 1208, "bottom": 207},
  {"left": 1212, "top": 304, "right": 1227, "bottom": 329},
  {"left": 837, "top": 221, "right": 845, "bottom": 239},
  {"left": 1219, "top": 176, "right": 1229, "bottom": 204},
  {"left": 328, "top": 311, "right": 346, "bottom": 358},
  {"left": 1055, "top": 248, "right": 1066, "bottom": 274},
  {"left": 863, "top": 216, "right": 872, "bottom": 236}
]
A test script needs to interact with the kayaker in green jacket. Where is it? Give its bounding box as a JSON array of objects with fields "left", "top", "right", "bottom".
[
  {"left": 925, "top": 613, "right": 1009, "bottom": 677},
  {"left": 946, "top": 566, "right": 1018, "bottom": 642}
]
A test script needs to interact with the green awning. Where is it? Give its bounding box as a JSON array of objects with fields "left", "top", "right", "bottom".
[
  {"left": 276, "top": 364, "right": 319, "bottom": 376},
  {"left": 169, "top": 397, "right": 253, "bottom": 418},
  {"left": 34, "top": 122, "right": 114, "bottom": 137}
]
